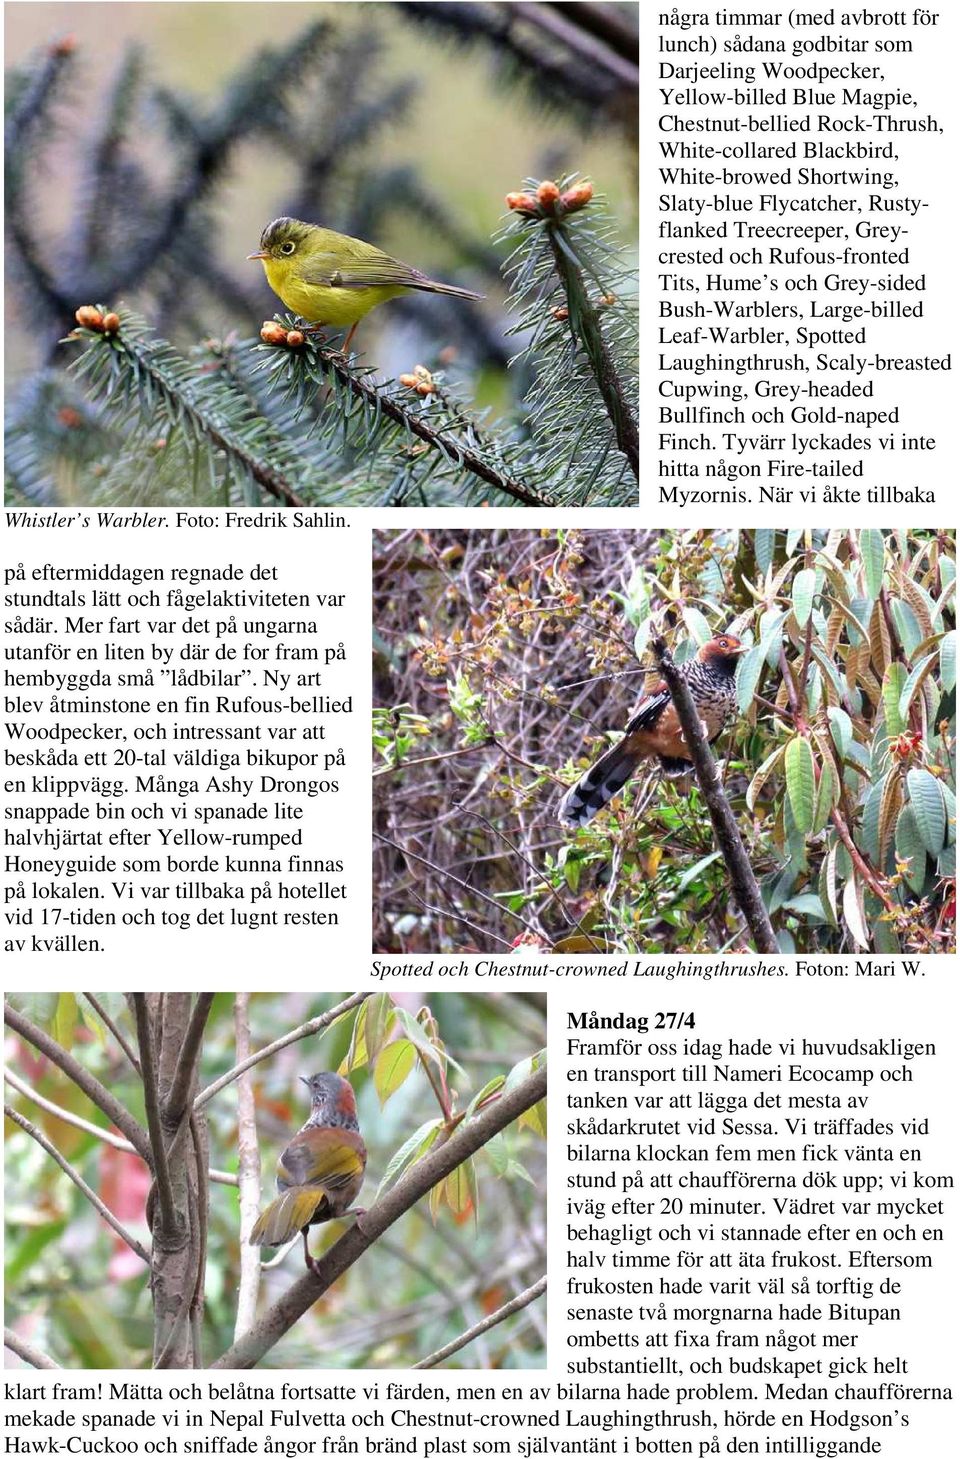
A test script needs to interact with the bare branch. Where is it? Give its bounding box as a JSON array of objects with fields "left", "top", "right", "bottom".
[
  {"left": 132, "top": 994, "right": 179, "bottom": 1238},
  {"left": 651, "top": 636, "right": 779, "bottom": 954},
  {"left": 4, "top": 1328, "right": 60, "bottom": 1370},
  {"left": 5, "top": 1104, "right": 150, "bottom": 1264},
  {"left": 4, "top": 1002, "right": 152, "bottom": 1162},
  {"left": 3, "top": 1067, "right": 237, "bottom": 1185},
  {"left": 413, "top": 1274, "right": 546, "bottom": 1369},
  {"left": 165, "top": 993, "right": 216, "bottom": 1125},
  {"left": 233, "top": 994, "right": 262, "bottom": 1339},
  {"left": 192, "top": 991, "right": 373, "bottom": 1113},
  {"left": 209, "top": 1061, "right": 547, "bottom": 1369}
]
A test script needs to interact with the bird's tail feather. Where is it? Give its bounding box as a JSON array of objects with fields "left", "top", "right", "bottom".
[
  {"left": 558, "top": 740, "right": 642, "bottom": 828},
  {"left": 249, "top": 1188, "right": 325, "bottom": 1247},
  {"left": 413, "top": 279, "right": 484, "bottom": 301}
]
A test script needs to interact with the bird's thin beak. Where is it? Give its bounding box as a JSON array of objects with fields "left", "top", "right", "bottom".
[
  {"left": 299, "top": 1076, "right": 311, "bottom": 1088},
  {"left": 247, "top": 251, "right": 269, "bottom": 261}
]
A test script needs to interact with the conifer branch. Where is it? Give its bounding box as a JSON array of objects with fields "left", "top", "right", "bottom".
[
  {"left": 67, "top": 311, "right": 307, "bottom": 505},
  {"left": 256, "top": 331, "right": 555, "bottom": 507}
]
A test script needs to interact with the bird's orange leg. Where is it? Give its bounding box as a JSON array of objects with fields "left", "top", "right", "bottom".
[{"left": 342, "top": 324, "right": 358, "bottom": 355}]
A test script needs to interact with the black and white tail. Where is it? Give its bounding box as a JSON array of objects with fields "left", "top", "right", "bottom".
[{"left": 558, "top": 739, "right": 642, "bottom": 828}]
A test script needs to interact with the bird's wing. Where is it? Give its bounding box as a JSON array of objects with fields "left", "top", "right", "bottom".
[
  {"left": 298, "top": 249, "right": 426, "bottom": 292},
  {"left": 277, "top": 1132, "right": 366, "bottom": 1194},
  {"left": 623, "top": 684, "right": 671, "bottom": 734}
]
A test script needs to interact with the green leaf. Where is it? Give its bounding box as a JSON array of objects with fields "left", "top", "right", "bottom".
[
  {"left": 520, "top": 1097, "right": 547, "bottom": 1137},
  {"left": 376, "top": 1117, "right": 443, "bottom": 1199},
  {"left": 827, "top": 706, "right": 853, "bottom": 760},
  {"left": 792, "top": 568, "right": 817, "bottom": 628},
  {"left": 785, "top": 736, "right": 816, "bottom": 834},
  {"left": 624, "top": 568, "right": 650, "bottom": 627},
  {"left": 818, "top": 841, "right": 840, "bottom": 927},
  {"left": 465, "top": 1075, "right": 506, "bottom": 1118},
  {"left": 859, "top": 529, "right": 886, "bottom": 600},
  {"left": 675, "top": 849, "right": 723, "bottom": 896},
  {"left": 782, "top": 893, "right": 828, "bottom": 920},
  {"left": 755, "top": 529, "right": 777, "bottom": 577},
  {"left": 812, "top": 757, "right": 837, "bottom": 834},
  {"left": 681, "top": 606, "right": 712, "bottom": 646},
  {"left": 895, "top": 805, "right": 927, "bottom": 893},
  {"left": 940, "top": 630, "right": 956, "bottom": 692},
  {"left": 898, "top": 652, "right": 937, "bottom": 721},
  {"left": 373, "top": 1037, "right": 417, "bottom": 1104},
  {"left": 633, "top": 617, "right": 652, "bottom": 662},
  {"left": 905, "top": 768, "right": 946, "bottom": 855},
  {"left": 881, "top": 662, "right": 907, "bottom": 738},
  {"left": 394, "top": 1008, "right": 466, "bottom": 1077},
  {"left": 52, "top": 993, "right": 78, "bottom": 1051},
  {"left": 736, "top": 642, "right": 766, "bottom": 714},
  {"left": 746, "top": 743, "right": 786, "bottom": 812},
  {"left": 842, "top": 875, "right": 870, "bottom": 950}
]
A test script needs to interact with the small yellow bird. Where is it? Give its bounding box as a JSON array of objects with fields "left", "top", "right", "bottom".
[{"left": 248, "top": 216, "right": 484, "bottom": 352}]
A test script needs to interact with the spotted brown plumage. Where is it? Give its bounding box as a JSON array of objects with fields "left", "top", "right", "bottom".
[{"left": 558, "top": 634, "right": 745, "bottom": 828}]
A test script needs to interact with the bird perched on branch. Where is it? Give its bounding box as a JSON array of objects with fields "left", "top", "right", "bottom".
[
  {"left": 559, "top": 633, "right": 745, "bottom": 828},
  {"left": 248, "top": 217, "right": 484, "bottom": 353},
  {"left": 249, "top": 1072, "right": 366, "bottom": 1277}
]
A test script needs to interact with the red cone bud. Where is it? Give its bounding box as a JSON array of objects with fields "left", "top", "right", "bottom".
[
  {"left": 561, "top": 181, "right": 593, "bottom": 211},
  {"left": 536, "top": 181, "right": 561, "bottom": 212}
]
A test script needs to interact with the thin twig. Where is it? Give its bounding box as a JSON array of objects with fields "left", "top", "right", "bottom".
[
  {"left": 233, "top": 993, "right": 262, "bottom": 1340},
  {"left": 4, "top": 1104, "right": 150, "bottom": 1264},
  {"left": 413, "top": 1274, "right": 546, "bottom": 1369},
  {"left": 2, "top": 1067, "right": 237, "bottom": 1184},
  {"left": 4, "top": 1003, "right": 152, "bottom": 1162},
  {"left": 4, "top": 1328, "right": 60, "bottom": 1369},
  {"left": 458, "top": 804, "right": 603, "bottom": 951},
  {"left": 132, "top": 995, "right": 178, "bottom": 1238},
  {"left": 652, "top": 637, "right": 778, "bottom": 954},
  {"left": 209, "top": 1062, "right": 547, "bottom": 1369},
  {"left": 374, "top": 831, "right": 545, "bottom": 941},
  {"left": 82, "top": 993, "right": 141, "bottom": 1074},
  {"left": 165, "top": 993, "right": 215, "bottom": 1125},
  {"left": 193, "top": 991, "right": 372, "bottom": 1112}
]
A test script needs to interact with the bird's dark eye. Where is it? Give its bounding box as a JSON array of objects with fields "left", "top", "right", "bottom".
[{"left": 279, "top": 240, "right": 296, "bottom": 256}]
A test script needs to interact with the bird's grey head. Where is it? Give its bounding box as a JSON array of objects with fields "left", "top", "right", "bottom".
[{"left": 300, "top": 1072, "right": 359, "bottom": 1130}]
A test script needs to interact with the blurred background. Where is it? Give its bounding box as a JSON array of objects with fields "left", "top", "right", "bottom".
[
  {"left": 4, "top": 989, "right": 547, "bottom": 1369},
  {"left": 5, "top": 2, "right": 637, "bottom": 404}
]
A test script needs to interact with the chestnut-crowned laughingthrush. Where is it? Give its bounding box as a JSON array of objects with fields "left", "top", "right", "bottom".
[
  {"left": 559, "top": 634, "right": 746, "bottom": 827},
  {"left": 249, "top": 1072, "right": 367, "bottom": 1276}
]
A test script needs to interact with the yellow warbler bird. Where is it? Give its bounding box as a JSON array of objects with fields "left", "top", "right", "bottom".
[{"left": 248, "top": 216, "right": 484, "bottom": 352}]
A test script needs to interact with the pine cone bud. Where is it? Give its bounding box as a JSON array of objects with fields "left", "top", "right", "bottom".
[
  {"left": 505, "top": 192, "right": 538, "bottom": 215},
  {"left": 536, "top": 181, "right": 561, "bottom": 212},
  {"left": 101, "top": 312, "right": 121, "bottom": 334},
  {"left": 398, "top": 373, "right": 418, "bottom": 389},
  {"left": 285, "top": 330, "right": 305, "bottom": 348},
  {"left": 75, "top": 306, "right": 104, "bottom": 330},
  {"left": 416, "top": 381, "right": 435, "bottom": 396},
  {"left": 260, "top": 321, "right": 288, "bottom": 346},
  {"left": 560, "top": 181, "right": 593, "bottom": 211},
  {"left": 551, "top": 305, "right": 570, "bottom": 322}
]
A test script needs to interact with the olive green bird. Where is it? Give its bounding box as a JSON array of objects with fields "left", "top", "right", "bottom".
[{"left": 248, "top": 216, "right": 484, "bottom": 352}]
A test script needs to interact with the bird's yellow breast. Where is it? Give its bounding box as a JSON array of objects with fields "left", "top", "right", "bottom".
[{"left": 260, "top": 257, "right": 403, "bottom": 327}]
